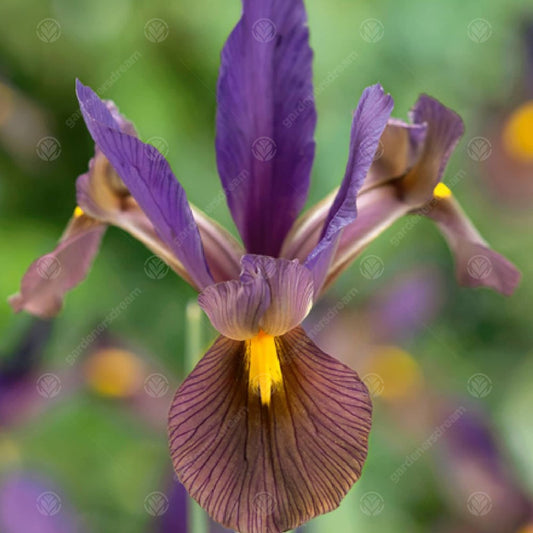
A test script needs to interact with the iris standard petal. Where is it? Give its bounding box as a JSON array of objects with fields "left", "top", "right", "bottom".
[
  {"left": 76, "top": 80, "right": 213, "bottom": 290},
  {"left": 216, "top": 0, "right": 317, "bottom": 256},
  {"left": 422, "top": 195, "right": 521, "bottom": 295},
  {"left": 400, "top": 94, "right": 464, "bottom": 206},
  {"left": 9, "top": 214, "right": 105, "bottom": 318},
  {"left": 168, "top": 326, "right": 372, "bottom": 533},
  {"left": 305, "top": 84, "right": 393, "bottom": 293}
]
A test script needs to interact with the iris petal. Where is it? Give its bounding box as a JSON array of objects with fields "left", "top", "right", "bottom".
[
  {"left": 76, "top": 80, "right": 214, "bottom": 290},
  {"left": 305, "top": 84, "right": 393, "bottom": 293},
  {"left": 216, "top": 0, "right": 317, "bottom": 256},
  {"left": 9, "top": 214, "right": 105, "bottom": 318},
  {"left": 400, "top": 94, "right": 464, "bottom": 205},
  {"left": 168, "top": 326, "right": 372, "bottom": 533},
  {"left": 422, "top": 195, "right": 521, "bottom": 295}
]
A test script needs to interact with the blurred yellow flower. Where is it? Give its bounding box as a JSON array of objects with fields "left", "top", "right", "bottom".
[
  {"left": 503, "top": 101, "right": 533, "bottom": 161},
  {"left": 84, "top": 348, "right": 145, "bottom": 398}
]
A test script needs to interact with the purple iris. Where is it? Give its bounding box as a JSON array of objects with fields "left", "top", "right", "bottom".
[{"left": 10, "top": 0, "right": 520, "bottom": 531}]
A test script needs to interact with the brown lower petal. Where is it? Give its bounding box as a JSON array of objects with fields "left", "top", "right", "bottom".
[{"left": 168, "top": 326, "right": 372, "bottom": 533}]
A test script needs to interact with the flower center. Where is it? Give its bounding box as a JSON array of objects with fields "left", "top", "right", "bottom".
[{"left": 245, "top": 330, "right": 282, "bottom": 406}]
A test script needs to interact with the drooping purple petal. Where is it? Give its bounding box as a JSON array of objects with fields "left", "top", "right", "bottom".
[
  {"left": 422, "top": 195, "right": 521, "bottom": 295},
  {"left": 168, "top": 326, "right": 372, "bottom": 532},
  {"left": 76, "top": 80, "right": 213, "bottom": 289},
  {"left": 400, "top": 95, "right": 464, "bottom": 205},
  {"left": 305, "top": 85, "right": 393, "bottom": 292},
  {"left": 9, "top": 214, "right": 106, "bottom": 318},
  {"left": 216, "top": 0, "right": 317, "bottom": 256}
]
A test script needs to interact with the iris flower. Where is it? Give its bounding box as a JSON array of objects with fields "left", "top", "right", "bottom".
[{"left": 10, "top": 0, "right": 520, "bottom": 531}]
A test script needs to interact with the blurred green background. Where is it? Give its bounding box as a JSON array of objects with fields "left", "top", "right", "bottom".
[{"left": 1, "top": 0, "right": 532, "bottom": 532}]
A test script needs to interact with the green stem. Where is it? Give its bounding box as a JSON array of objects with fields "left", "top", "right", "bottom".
[{"left": 185, "top": 300, "right": 209, "bottom": 533}]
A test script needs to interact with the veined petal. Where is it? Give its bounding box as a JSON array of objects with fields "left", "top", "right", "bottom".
[
  {"left": 421, "top": 195, "right": 521, "bottom": 295},
  {"left": 76, "top": 80, "right": 213, "bottom": 290},
  {"left": 323, "top": 185, "right": 410, "bottom": 292},
  {"left": 400, "top": 95, "right": 464, "bottom": 206},
  {"left": 362, "top": 118, "right": 427, "bottom": 192},
  {"left": 216, "top": 0, "right": 317, "bottom": 256},
  {"left": 198, "top": 277, "right": 270, "bottom": 341},
  {"left": 9, "top": 214, "right": 106, "bottom": 318},
  {"left": 199, "top": 255, "right": 313, "bottom": 340},
  {"left": 168, "top": 326, "right": 372, "bottom": 533},
  {"left": 305, "top": 85, "right": 393, "bottom": 293},
  {"left": 242, "top": 255, "right": 314, "bottom": 336}
]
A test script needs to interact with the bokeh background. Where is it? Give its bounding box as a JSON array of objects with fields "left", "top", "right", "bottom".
[{"left": 1, "top": 0, "right": 532, "bottom": 532}]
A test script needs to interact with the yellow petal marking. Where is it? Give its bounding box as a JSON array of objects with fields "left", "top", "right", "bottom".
[
  {"left": 433, "top": 182, "right": 452, "bottom": 199},
  {"left": 73, "top": 206, "right": 85, "bottom": 218},
  {"left": 246, "top": 330, "right": 282, "bottom": 406}
]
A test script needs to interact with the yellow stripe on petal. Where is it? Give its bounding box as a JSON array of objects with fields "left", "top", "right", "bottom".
[
  {"left": 246, "top": 330, "right": 282, "bottom": 406},
  {"left": 73, "top": 206, "right": 85, "bottom": 218},
  {"left": 433, "top": 182, "right": 452, "bottom": 199},
  {"left": 503, "top": 101, "right": 533, "bottom": 161}
]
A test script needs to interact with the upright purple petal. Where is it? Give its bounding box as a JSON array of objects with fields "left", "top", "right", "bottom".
[
  {"left": 9, "top": 214, "right": 106, "bottom": 318},
  {"left": 76, "top": 80, "right": 213, "bottom": 290},
  {"left": 216, "top": 0, "right": 317, "bottom": 256},
  {"left": 305, "top": 85, "right": 393, "bottom": 292}
]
